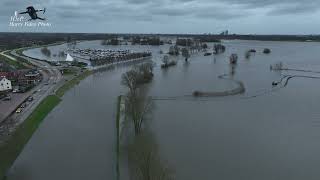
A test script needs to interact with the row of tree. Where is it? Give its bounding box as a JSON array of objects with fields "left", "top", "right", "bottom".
[
  {"left": 121, "top": 63, "right": 174, "bottom": 180},
  {"left": 101, "top": 38, "right": 120, "bottom": 45},
  {"left": 132, "top": 37, "right": 164, "bottom": 45}
]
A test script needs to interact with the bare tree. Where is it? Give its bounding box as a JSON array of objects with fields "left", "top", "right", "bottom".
[
  {"left": 168, "top": 45, "right": 179, "bottom": 56},
  {"left": 41, "top": 47, "right": 51, "bottom": 57},
  {"left": 181, "top": 48, "right": 190, "bottom": 61},
  {"left": 245, "top": 50, "right": 251, "bottom": 59},
  {"left": 121, "top": 69, "right": 140, "bottom": 94},
  {"left": 121, "top": 63, "right": 154, "bottom": 95},
  {"left": 124, "top": 91, "right": 153, "bottom": 135},
  {"left": 128, "top": 132, "right": 175, "bottom": 180},
  {"left": 162, "top": 55, "right": 169, "bottom": 65}
]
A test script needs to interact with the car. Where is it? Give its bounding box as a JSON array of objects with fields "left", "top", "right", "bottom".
[
  {"left": 20, "top": 103, "right": 26, "bottom": 108},
  {"left": 12, "top": 89, "right": 20, "bottom": 93},
  {"left": 44, "top": 83, "right": 49, "bottom": 85},
  {"left": 15, "top": 108, "right": 22, "bottom": 113},
  {"left": 27, "top": 96, "right": 34, "bottom": 102},
  {"left": 3, "top": 95, "right": 11, "bottom": 101}
]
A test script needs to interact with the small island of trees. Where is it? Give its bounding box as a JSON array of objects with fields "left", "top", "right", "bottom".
[
  {"left": 41, "top": 47, "right": 51, "bottom": 57},
  {"left": 263, "top": 48, "right": 271, "bottom": 54},
  {"left": 213, "top": 44, "right": 226, "bottom": 54},
  {"left": 161, "top": 55, "right": 177, "bottom": 68}
]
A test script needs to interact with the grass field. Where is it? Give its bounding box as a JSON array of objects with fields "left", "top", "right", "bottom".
[{"left": 0, "top": 54, "right": 27, "bottom": 70}]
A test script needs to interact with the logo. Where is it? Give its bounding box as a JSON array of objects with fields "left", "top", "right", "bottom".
[{"left": 9, "top": 6, "right": 51, "bottom": 27}]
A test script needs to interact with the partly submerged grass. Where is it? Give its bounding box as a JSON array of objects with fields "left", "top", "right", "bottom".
[
  {"left": 56, "top": 70, "right": 92, "bottom": 98},
  {"left": 115, "top": 95, "right": 121, "bottom": 180}
]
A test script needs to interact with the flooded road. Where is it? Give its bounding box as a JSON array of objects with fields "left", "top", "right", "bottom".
[{"left": 9, "top": 40, "right": 320, "bottom": 180}]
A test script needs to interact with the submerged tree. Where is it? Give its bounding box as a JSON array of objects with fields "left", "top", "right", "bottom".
[
  {"left": 263, "top": 48, "right": 271, "bottom": 54},
  {"left": 122, "top": 69, "right": 140, "bottom": 94},
  {"left": 245, "top": 50, "right": 251, "bottom": 59},
  {"left": 201, "top": 43, "right": 208, "bottom": 49},
  {"left": 121, "top": 63, "right": 154, "bottom": 94},
  {"left": 41, "top": 47, "right": 51, "bottom": 57},
  {"left": 181, "top": 48, "right": 190, "bottom": 61},
  {"left": 135, "top": 62, "right": 154, "bottom": 84},
  {"left": 161, "top": 55, "right": 176, "bottom": 69},
  {"left": 124, "top": 91, "right": 153, "bottom": 135},
  {"left": 168, "top": 45, "right": 179, "bottom": 56},
  {"left": 229, "top": 54, "right": 238, "bottom": 64},
  {"left": 121, "top": 63, "right": 155, "bottom": 134},
  {"left": 213, "top": 44, "right": 226, "bottom": 54},
  {"left": 58, "top": 51, "right": 65, "bottom": 58},
  {"left": 162, "top": 55, "right": 169, "bottom": 65},
  {"left": 127, "top": 132, "right": 175, "bottom": 180}
]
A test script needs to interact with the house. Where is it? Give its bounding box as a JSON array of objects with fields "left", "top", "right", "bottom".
[
  {"left": 0, "top": 76, "right": 12, "bottom": 92},
  {"left": 22, "top": 69, "right": 42, "bottom": 85}
]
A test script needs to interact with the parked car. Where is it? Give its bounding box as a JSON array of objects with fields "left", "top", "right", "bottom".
[
  {"left": 12, "top": 89, "right": 20, "bottom": 93},
  {"left": 3, "top": 95, "right": 11, "bottom": 101},
  {"left": 20, "top": 103, "right": 26, "bottom": 108},
  {"left": 15, "top": 108, "right": 22, "bottom": 113}
]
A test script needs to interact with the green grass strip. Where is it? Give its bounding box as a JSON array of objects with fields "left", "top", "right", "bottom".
[
  {"left": 0, "top": 95, "right": 61, "bottom": 179},
  {"left": 0, "top": 54, "right": 27, "bottom": 69},
  {"left": 56, "top": 70, "right": 92, "bottom": 98},
  {"left": 116, "top": 95, "right": 121, "bottom": 180}
]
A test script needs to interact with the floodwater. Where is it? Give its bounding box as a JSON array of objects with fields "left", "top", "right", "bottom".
[{"left": 9, "top": 40, "right": 320, "bottom": 180}]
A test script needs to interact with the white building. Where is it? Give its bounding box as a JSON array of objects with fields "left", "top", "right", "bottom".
[
  {"left": 0, "top": 77, "right": 12, "bottom": 92},
  {"left": 65, "top": 53, "right": 74, "bottom": 62}
]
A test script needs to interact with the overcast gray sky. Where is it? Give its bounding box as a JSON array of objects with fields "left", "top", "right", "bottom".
[{"left": 1, "top": 0, "right": 320, "bottom": 34}]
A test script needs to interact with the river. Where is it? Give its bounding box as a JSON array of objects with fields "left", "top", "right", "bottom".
[{"left": 8, "top": 40, "right": 320, "bottom": 180}]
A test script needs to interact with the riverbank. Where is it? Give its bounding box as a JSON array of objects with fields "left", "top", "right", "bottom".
[
  {"left": 0, "top": 95, "right": 61, "bottom": 179},
  {"left": 0, "top": 70, "right": 91, "bottom": 180},
  {"left": 0, "top": 43, "right": 152, "bottom": 180},
  {"left": 55, "top": 70, "right": 92, "bottom": 97},
  {"left": 116, "top": 96, "right": 121, "bottom": 180}
]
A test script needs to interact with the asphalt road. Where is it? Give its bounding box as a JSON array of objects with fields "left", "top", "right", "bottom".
[
  {"left": 8, "top": 50, "right": 63, "bottom": 125},
  {"left": 0, "top": 49, "right": 63, "bottom": 138}
]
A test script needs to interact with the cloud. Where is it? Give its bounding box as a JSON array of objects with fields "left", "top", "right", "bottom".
[
  {"left": 1, "top": 0, "right": 320, "bottom": 33},
  {"left": 267, "top": 3, "right": 320, "bottom": 15}
]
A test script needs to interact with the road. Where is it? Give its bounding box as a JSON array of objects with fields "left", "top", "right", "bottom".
[
  {"left": 0, "top": 50, "right": 17, "bottom": 61},
  {"left": 0, "top": 48, "right": 63, "bottom": 142},
  {"left": 9, "top": 50, "right": 63, "bottom": 122}
]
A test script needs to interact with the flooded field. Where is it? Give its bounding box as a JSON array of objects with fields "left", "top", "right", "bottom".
[{"left": 10, "top": 40, "right": 320, "bottom": 180}]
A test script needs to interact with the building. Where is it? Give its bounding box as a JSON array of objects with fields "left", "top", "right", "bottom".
[
  {"left": 66, "top": 53, "right": 74, "bottom": 62},
  {"left": 0, "top": 76, "right": 12, "bottom": 92},
  {"left": 23, "top": 69, "right": 41, "bottom": 85}
]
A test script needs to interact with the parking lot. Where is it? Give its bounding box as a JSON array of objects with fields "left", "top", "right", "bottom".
[{"left": 0, "top": 92, "right": 35, "bottom": 123}]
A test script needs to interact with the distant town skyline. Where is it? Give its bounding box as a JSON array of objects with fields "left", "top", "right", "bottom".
[{"left": 1, "top": 0, "right": 320, "bottom": 34}]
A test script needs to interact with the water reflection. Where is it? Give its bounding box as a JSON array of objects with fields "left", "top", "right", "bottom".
[
  {"left": 126, "top": 131, "right": 175, "bottom": 180},
  {"left": 120, "top": 64, "right": 175, "bottom": 180},
  {"left": 12, "top": 40, "right": 320, "bottom": 180},
  {"left": 229, "top": 64, "right": 237, "bottom": 77}
]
